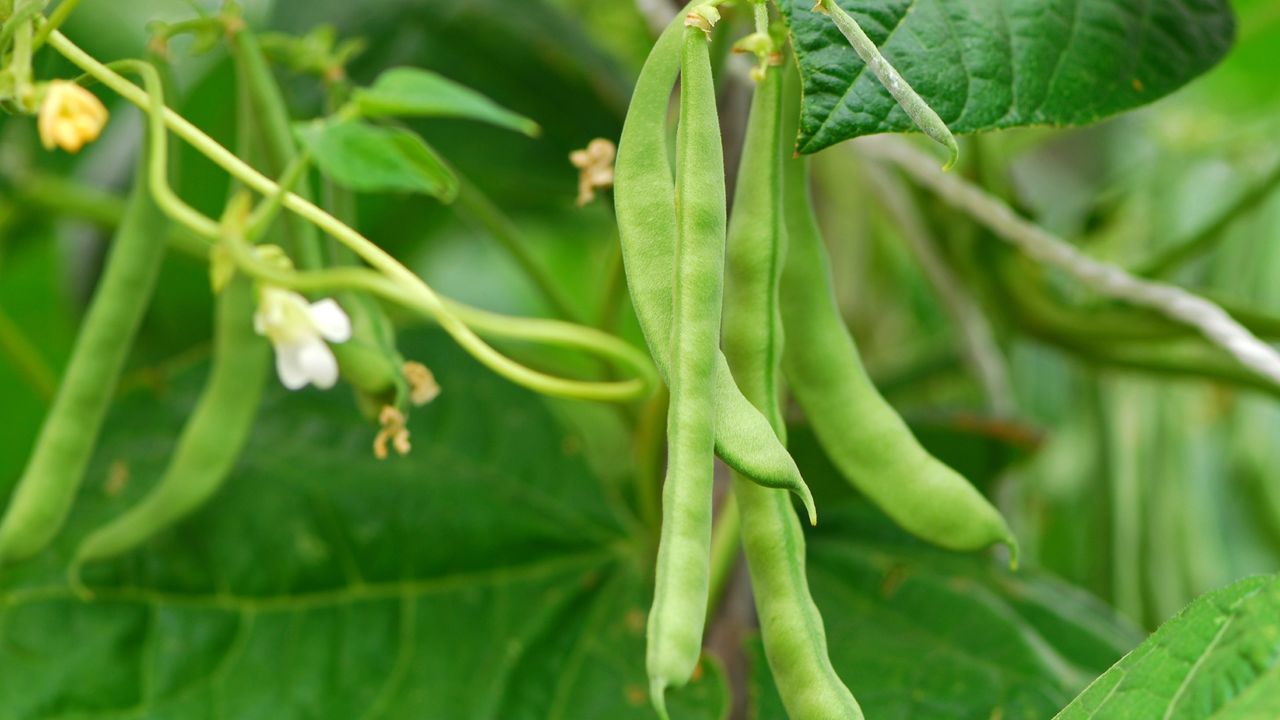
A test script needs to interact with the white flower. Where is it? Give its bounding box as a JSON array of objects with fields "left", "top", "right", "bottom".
[{"left": 253, "top": 287, "right": 352, "bottom": 390}]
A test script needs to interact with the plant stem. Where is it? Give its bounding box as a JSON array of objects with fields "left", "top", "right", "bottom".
[
  {"left": 1137, "top": 159, "right": 1280, "bottom": 278},
  {"left": 705, "top": 489, "right": 741, "bottom": 624},
  {"left": 633, "top": 388, "right": 668, "bottom": 531},
  {"left": 51, "top": 31, "right": 651, "bottom": 403},
  {"left": 0, "top": 305, "right": 56, "bottom": 401},
  {"left": 867, "top": 136, "right": 1280, "bottom": 388},
  {"left": 220, "top": 226, "right": 657, "bottom": 401},
  {"left": 31, "top": 0, "right": 80, "bottom": 49},
  {"left": 13, "top": 172, "right": 211, "bottom": 259},
  {"left": 452, "top": 178, "right": 582, "bottom": 323},
  {"left": 597, "top": 240, "right": 626, "bottom": 330},
  {"left": 9, "top": 0, "right": 33, "bottom": 107},
  {"left": 866, "top": 160, "right": 1015, "bottom": 415}
]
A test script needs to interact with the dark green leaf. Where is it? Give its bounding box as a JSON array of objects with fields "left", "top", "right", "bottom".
[
  {"left": 782, "top": 0, "right": 1236, "bottom": 153},
  {"left": 748, "top": 426, "right": 1144, "bottom": 719},
  {"left": 1055, "top": 574, "right": 1280, "bottom": 719},
  {"left": 354, "top": 67, "right": 541, "bottom": 137},
  {"left": 294, "top": 119, "right": 459, "bottom": 200},
  {"left": 0, "top": 331, "right": 726, "bottom": 719}
]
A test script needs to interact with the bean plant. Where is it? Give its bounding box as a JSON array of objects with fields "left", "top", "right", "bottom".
[{"left": 1, "top": 0, "right": 1278, "bottom": 718}]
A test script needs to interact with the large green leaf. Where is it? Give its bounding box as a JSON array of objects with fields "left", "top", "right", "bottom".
[
  {"left": 0, "top": 331, "right": 726, "bottom": 719},
  {"left": 1055, "top": 574, "right": 1280, "bottom": 719},
  {"left": 748, "top": 427, "right": 1144, "bottom": 719},
  {"left": 782, "top": 0, "right": 1236, "bottom": 153}
]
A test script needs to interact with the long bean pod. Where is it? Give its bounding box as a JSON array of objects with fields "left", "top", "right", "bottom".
[
  {"left": 779, "top": 95, "right": 1016, "bottom": 560},
  {"left": 646, "top": 21, "right": 725, "bottom": 717},
  {"left": 725, "top": 57, "right": 865, "bottom": 720},
  {"left": 71, "top": 269, "right": 269, "bottom": 569},
  {"left": 0, "top": 153, "right": 169, "bottom": 564},
  {"left": 614, "top": 8, "right": 815, "bottom": 521}
]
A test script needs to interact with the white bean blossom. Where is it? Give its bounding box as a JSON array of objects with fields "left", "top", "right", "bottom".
[{"left": 253, "top": 287, "right": 352, "bottom": 390}]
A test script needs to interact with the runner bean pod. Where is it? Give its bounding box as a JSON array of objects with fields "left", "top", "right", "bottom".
[
  {"left": 71, "top": 269, "right": 269, "bottom": 569},
  {"left": 724, "top": 58, "right": 866, "bottom": 720},
  {"left": 779, "top": 97, "right": 1017, "bottom": 559},
  {"left": 0, "top": 154, "right": 169, "bottom": 564},
  {"left": 646, "top": 19, "right": 725, "bottom": 716},
  {"left": 614, "top": 7, "right": 815, "bottom": 523}
]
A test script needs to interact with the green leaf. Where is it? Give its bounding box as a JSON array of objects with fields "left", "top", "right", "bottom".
[
  {"left": 782, "top": 0, "right": 1236, "bottom": 153},
  {"left": 747, "top": 426, "right": 1143, "bottom": 719},
  {"left": 749, "top": 538, "right": 1144, "bottom": 719},
  {"left": 1055, "top": 574, "right": 1280, "bottom": 719},
  {"left": 0, "top": 331, "right": 727, "bottom": 719},
  {"left": 294, "top": 119, "right": 459, "bottom": 200},
  {"left": 354, "top": 67, "right": 541, "bottom": 137}
]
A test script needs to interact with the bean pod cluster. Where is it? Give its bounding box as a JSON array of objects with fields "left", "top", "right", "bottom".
[{"left": 614, "top": 4, "right": 1017, "bottom": 716}]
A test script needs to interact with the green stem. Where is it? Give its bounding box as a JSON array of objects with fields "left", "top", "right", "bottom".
[
  {"left": 18, "top": 171, "right": 122, "bottom": 225},
  {"left": 229, "top": 19, "right": 324, "bottom": 270},
  {"left": 453, "top": 178, "right": 582, "bottom": 323},
  {"left": 51, "top": 33, "right": 651, "bottom": 403},
  {"left": 0, "top": 304, "right": 56, "bottom": 401},
  {"left": 12, "top": 172, "right": 217, "bottom": 260},
  {"left": 9, "top": 0, "right": 33, "bottom": 107},
  {"left": 32, "top": 0, "right": 79, "bottom": 48},
  {"left": 996, "top": 257, "right": 1280, "bottom": 399},
  {"left": 596, "top": 239, "right": 625, "bottom": 330},
  {"left": 1137, "top": 159, "right": 1280, "bottom": 278},
  {"left": 633, "top": 388, "right": 667, "bottom": 531},
  {"left": 705, "top": 489, "right": 741, "bottom": 624},
  {"left": 221, "top": 228, "right": 656, "bottom": 401},
  {"left": 0, "top": 0, "right": 39, "bottom": 54}
]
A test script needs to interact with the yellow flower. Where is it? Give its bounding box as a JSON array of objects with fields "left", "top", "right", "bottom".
[{"left": 38, "top": 81, "right": 109, "bottom": 154}]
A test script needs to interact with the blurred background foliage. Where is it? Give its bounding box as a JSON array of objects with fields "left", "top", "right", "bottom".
[{"left": 1, "top": 0, "right": 1278, "bottom": 716}]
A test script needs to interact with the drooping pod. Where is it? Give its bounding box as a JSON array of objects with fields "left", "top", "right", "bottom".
[
  {"left": 71, "top": 269, "right": 270, "bottom": 571},
  {"left": 614, "top": 5, "right": 815, "bottom": 522},
  {"left": 723, "top": 56, "right": 866, "bottom": 720},
  {"left": 0, "top": 153, "right": 169, "bottom": 565},
  {"left": 645, "top": 17, "right": 727, "bottom": 717},
  {"left": 778, "top": 79, "right": 1017, "bottom": 561}
]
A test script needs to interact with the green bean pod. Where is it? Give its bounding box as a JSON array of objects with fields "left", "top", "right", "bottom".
[
  {"left": 335, "top": 289, "right": 409, "bottom": 417},
  {"left": 778, "top": 98, "right": 1017, "bottom": 560},
  {"left": 646, "top": 25, "right": 725, "bottom": 716},
  {"left": 71, "top": 270, "right": 269, "bottom": 568},
  {"left": 724, "top": 61, "right": 866, "bottom": 720},
  {"left": 614, "top": 9, "right": 815, "bottom": 522},
  {"left": 0, "top": 157, "right": 169, "bottom": 565}
]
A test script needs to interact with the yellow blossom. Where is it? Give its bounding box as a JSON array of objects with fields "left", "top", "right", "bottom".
[{"left": 38, "top": 81, "right": 109, "bottom": 154}]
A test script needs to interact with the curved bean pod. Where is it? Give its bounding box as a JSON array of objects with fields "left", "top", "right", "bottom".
[
  {"left": 646, "top": 24, "right": 725, "bottom": 717},
  {"left": 614, "top": 8, "right": 815, "bottom": 522},
  {"left": 0, "top": 157, "right": 169, "bottom": 565},
  {"left": 779, "top": 97, "right": 1017, "bottom": 560},
  {"left": 725, "top": 60, "right": 866, "bottom": 720},
  {"left": 72, "top": 270, "right": 269, "bottom": 568}
]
